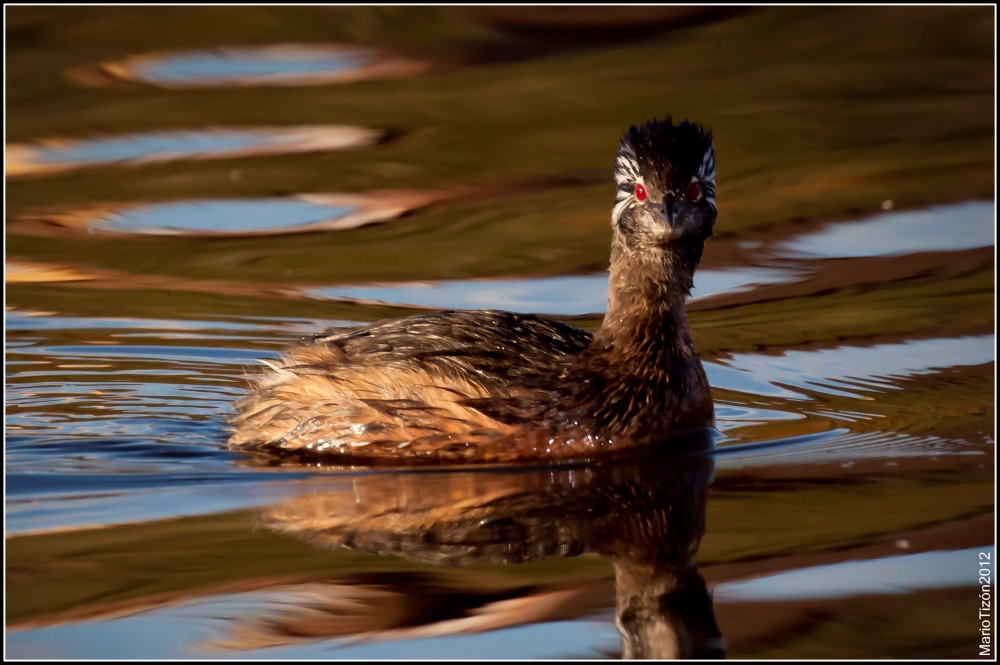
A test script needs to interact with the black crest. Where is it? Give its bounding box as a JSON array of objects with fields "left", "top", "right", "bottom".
[{"left": 617, "top": 118, "right": 715, "bottom": 191}]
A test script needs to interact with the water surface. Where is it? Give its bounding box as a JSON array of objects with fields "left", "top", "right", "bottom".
[
  {"left": 88, "top": 44, "right": 427, "bottom": 88},
  {"left": 5, "top": 6, "right": 994, "bottom": 660},
  {"left": 776, "top": 201, "right": 995, "bottom": 258},
  {"left": 6, "top": 126, "right": 380, "bottom": 176},
  {"left": 306, "top": 266, "right": 795, "bottom": 314},
  {"left": 126, "top": 47, "right": 374, "bottom": 87},
  {"left": 96, "top": 199, "right": 358, "bottom": 234}
]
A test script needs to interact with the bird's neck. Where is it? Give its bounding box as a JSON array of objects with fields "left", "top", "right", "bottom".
[
  {"left": 596, "top": 238, "right": 699, "bottom": 357},
  {"left": 558, "top": 235, "right": 713, "bottom": 439}
]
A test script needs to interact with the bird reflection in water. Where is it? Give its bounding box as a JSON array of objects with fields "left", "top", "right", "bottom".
[{"left": 230, "top": 433, "right": 723, "bottom": 659}]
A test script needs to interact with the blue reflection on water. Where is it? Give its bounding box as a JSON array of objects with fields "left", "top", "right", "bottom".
[
  {"left": 706, "top": 334, "right": 995, "bottom": 400},
  {"left": 6, "top": 612, "right": 619, "bottom": 660},
  {"left": 26, "top": 125, "right": 376, "bottom": 170},
  {"left": 777, "top": 200, "right": 995, "bottom": 258},
  {"left": 33, "top": 130, "right": 288, "bottom": 165},
  {"left": 130, "top": 48, "right": 371, "bottom": 85},
  {"left": 306, "top": 267, "right": 794, "bottom": 316},
  {"left": 97, "top": 199, "right": 357, "bottom": 233},
  {"left": 4, "top": 310, "right": 349, "bottom": 334},
  {"left": 714, "top": 546, "right": 995, "bottom": 601}
]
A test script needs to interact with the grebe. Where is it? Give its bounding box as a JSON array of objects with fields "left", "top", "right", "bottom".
[{"left": 230, "top": 118, "right": 717, "bottom": 462}]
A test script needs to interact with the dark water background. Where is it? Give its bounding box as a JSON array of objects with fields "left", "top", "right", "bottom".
[{"left": 5, "top": 7, "right": 995, "bottom": 658}]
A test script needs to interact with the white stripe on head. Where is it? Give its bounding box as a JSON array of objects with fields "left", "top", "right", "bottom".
[
  {"left": 697, "top": 143, "right": 715, "bottom": 187},
  {"left": 697, "top": 142, "right": 716, "bottom": 210},
  {"left": 614, "top": 143, "right": 642, "bottom": 213},
  {"left": 612, "top": 140, "right": 640, "bottom": 226},
  {"left": 615, "top": 143, "right": 641, "bottom": 184}
]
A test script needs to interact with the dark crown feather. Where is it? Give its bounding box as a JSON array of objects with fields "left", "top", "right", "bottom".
[{"left": 617, "top": 117, "right": 714, "bottom": 188}]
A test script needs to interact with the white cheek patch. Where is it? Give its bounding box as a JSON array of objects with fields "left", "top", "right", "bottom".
[{"left": 611, "top": 196, "right": 632, "bottom": 227}]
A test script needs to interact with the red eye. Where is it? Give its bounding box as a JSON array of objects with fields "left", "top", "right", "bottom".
[
  {"left": 634, "top": 183, "right": 647, "bottom": 201},
  {"left": 686, "top": 181, "right": 702, "bottom": 201}
]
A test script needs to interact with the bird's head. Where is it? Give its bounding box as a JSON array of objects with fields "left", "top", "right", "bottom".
[{"left": 612, "top": 118, "right": 716, "bottom": 257}]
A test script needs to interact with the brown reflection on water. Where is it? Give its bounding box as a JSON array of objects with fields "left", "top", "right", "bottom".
[{"left": 233, "top": 439, "right": 723, "bottom": 658}]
